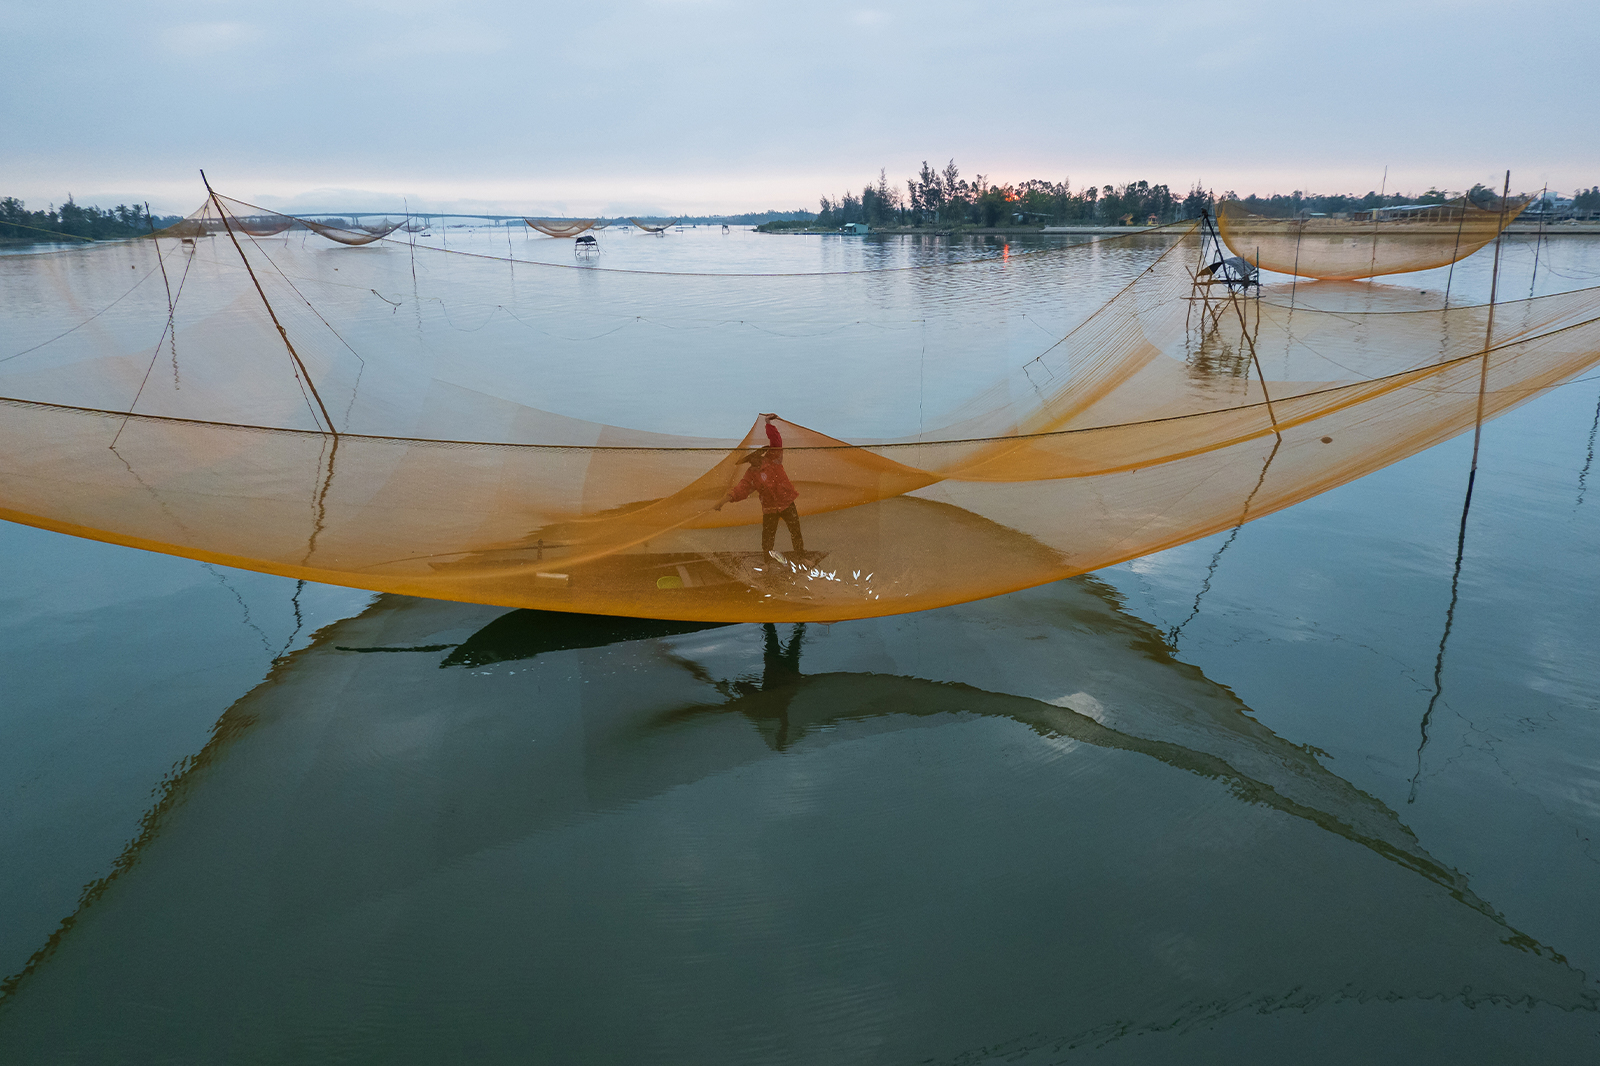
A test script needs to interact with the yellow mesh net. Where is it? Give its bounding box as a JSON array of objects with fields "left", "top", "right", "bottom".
[
  {"left": 526, "top": 219, "right": 599, "bottom": 238},
  {"left": 3, "top": 188, "right": 1596, "bottom": 622},
  {"left": 1217, "top": 196, "right": 1528, "bottom": 280}
]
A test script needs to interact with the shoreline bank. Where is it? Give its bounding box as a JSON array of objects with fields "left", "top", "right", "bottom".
[{"left": 762, "top": 221, "right": 1600, "bottom": 237}]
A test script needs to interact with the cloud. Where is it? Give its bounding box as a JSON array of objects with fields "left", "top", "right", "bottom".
[
  {"left": 4, "top": 0, "right": 1595, "bottom": 211},
  {"left": 162, "top": 21, "right": 259, "bottom": 52}
]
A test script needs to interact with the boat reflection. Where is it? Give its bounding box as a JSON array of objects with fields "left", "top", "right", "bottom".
[{"left": 438, "top": 610, "right": 729, "bottom": 668}]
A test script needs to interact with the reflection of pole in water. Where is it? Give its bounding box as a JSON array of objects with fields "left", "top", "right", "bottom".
[
  {"left": 204, "top": 564, "right": 275, "bottom": 656},
  {"left": 1578, "top": 386, "right": 1600, "bottom": 510},
  {"left": 1409, "top": 465, "right": 1476, "bottom": 805},
  {"left": 303, "top": 435, "right": 339, "bottom": 565},
  {"left": 1167, "top": 526, "right": 1239, "bottom": 651},
  {"left": 1415, "top": 173, "right": 1509, "bottom": 805},
  {"left": 1167, "top": 436, "right": 1281, "bottom": 650},
  {"left": 405, "top": 198, "right": 423, "bottom": 335},
  {"left": 277, "top": 579, "right": 306, "bottom": 660}
]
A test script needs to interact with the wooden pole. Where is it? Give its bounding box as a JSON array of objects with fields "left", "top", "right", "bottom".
[
  {"left": 1468, "top": 170, "right": 1512, "bottom": 479},
  {"left": 201, "top": 170, "right": 339, "bottom": 437}
]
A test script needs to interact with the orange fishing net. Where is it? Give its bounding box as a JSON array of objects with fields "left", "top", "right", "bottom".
[
  {"left": 3, "top": 189, "right": 1596, "bottom": 622},
  {"left": 1218, "top": 197, "right": 1528, "bottom": 280}
]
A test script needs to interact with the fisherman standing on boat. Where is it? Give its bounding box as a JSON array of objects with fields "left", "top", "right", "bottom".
[{"left": 715, "top": 414, "right": 804, "bottom": 557}]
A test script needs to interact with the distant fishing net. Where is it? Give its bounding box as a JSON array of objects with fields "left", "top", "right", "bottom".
[
  {"left": 526, "top": 219, "right": 603, "bottom": 238},
  {"left": 149, "top": 196, "right": 405, "bottom": 245},
  {"left": 1217, "top": 196, "right": 1528, "bottom": 280},
  {"left": 2, "top": 187, "right": 1597, "bottom": 622}
]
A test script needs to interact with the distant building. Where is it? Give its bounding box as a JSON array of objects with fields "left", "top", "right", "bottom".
[
  {"left": 841, "top": 222, "right": 869, "bottom": 235},
  {"left": 1522, "top": 194, "right": 1578, "bottom": 222}
]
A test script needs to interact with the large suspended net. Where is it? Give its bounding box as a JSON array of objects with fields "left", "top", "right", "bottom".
[
  {"left": 630, "top": 218, "right": 676, "bottom": 233},
  {"left": 3, "top": 187, "right": 1597, "bottom": 622},
  {"left": 525, "top": 219, "right": 603, "bottom": 238},
  {"left": 1217, "top": 196, "right": 1528, "bottom": 280}
]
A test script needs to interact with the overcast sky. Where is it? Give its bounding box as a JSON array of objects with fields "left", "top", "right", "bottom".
[{"left": 6, "top": 0, "right": 1595, "bottom": 214}]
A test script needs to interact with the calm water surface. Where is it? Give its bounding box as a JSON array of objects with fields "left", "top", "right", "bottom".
[{"left": 2, "top": 228, "right": 1598, "bottom": 1063}]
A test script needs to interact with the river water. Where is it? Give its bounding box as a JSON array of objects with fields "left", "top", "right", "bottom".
[{"left": 2, "top": 225, "right": 1598, "bottom": 1062}]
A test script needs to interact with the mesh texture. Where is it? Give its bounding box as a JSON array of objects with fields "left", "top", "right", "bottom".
[{"left": 2, "top": 189, "right": 1594, "bottom": 622}]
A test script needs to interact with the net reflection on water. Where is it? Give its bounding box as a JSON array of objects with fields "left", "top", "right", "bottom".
[{"left": 1, "top": 575, "right": 1592, "bottom": 1063}]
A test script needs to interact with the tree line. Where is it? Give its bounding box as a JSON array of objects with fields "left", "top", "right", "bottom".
[
  {"left": 809, "top": 163, "right": 1600, "bottom": 229},
  {"left": 811, "top": 162, "right": 1197, "bottom": 228},
  {"left": 1, "top": 197, "right": 184, "bottom": 242}
]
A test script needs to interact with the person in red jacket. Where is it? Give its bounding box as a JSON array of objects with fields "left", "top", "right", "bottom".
[{"left": 714, "top": 413, "right": 805, "bottom": 556}]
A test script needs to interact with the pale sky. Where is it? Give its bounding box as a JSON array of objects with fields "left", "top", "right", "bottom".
[{"left": 6, "top": 0, "right": 1595, "bottom": 215}]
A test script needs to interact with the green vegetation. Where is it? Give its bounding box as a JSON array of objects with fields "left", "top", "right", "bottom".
[
  {"left": 1236, "top": 185, "right": 1497, "bottom": 217},
  {"left": 639, "top": 210, "right": 816, "bottom": 227},
  {"left": 808, "top": 163, "right": 1600, "bottom": 230},
  {"left": 683, "top": 209, "right": 814, "bottom": 225},
  {"left": 814, "top": 163, "right": 1194, "bottom": 228},
  {"left": 754, "top": 219, "right": 818, "bottom": 233},
  {"left": 0, "top": 197, "right": 183, "bottom": 242}
]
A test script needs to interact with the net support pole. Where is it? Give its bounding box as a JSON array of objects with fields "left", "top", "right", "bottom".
[
  {"left": 111, "top": 205, "right": 182, "bottom": 449},
  {"left": 1237, "top": 304, "right": 1280, "bottom": 441},
  {"left": 1530, "top": 183, "right": 1547, "bottom": 298},
  {"left": 1289, "top": 219, "right": 1303, "bottom": 312},
  {"left": 1469, "top": 171, "right": 1512, "bottom": 477},
  {"left": 144, "top": 200, "right": 178, "bottom": 362},
  {"left": 1215, "top": 251, "right": 1280, "bottom": 441},
  {"left": 1368, "top": 165, "right": 1387, "bottom": 280},
  {"left": 1443, "top": 194, "right": 1469, "bottom": 310},
  {"left": 201, "top": 170, "right": 339, "bottom": 437}
]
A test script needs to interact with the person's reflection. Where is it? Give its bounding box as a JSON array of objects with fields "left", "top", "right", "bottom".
[
  {"left": 763, "top": 622, "right": 804, "bottom": 686},
  {"left": 716, "top": 622, "right": 806, "bottom": 749},
  {"left": 757, "top": 622, "right": 805, "bottom": 748}
]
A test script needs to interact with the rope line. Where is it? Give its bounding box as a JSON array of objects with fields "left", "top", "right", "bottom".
[{"left": 7, "top": 312, "right": 1596, "bottom": 455}]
